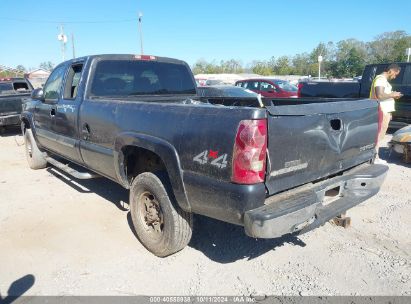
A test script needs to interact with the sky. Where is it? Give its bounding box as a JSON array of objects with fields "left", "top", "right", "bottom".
[{"left": 1, "top": 0, "right": 411, "bottom": 70}]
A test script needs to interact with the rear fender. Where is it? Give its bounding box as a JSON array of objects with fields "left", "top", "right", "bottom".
[{"left": 114, "top": 132, "right": 191, "bottom": 212}]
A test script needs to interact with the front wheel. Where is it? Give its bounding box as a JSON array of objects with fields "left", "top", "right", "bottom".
[
  {"left": 129, "top": 172, "right": 193, "bottom": 257},
  {"left": 24, "top": 129, "right": 47, "bottom": 169}
]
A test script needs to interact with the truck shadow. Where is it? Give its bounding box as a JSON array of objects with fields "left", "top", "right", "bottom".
[
  {"left": 47, "top": 166, "right": 306, "bottom": 262},
  {"left": 379, "top": 147, "right": 411, "bottom": 168},
  {"left": 187, "top": 215, "right": 306, "bottom": 263},
  {"left": 0, "top": 274, "right": 35, "bottom": 304},
  {"left": 126, "top": 212, "right": 305, "bottom": 263},
  {"left": 0, "top": 126, "right": 21, "bottom": 137},
  {"left": 46, "top": 167, "right": 129, "bottom": 211}
]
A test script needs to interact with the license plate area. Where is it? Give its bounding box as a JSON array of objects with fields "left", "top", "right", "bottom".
[{"left": 322, "top": 185, "right": 342, "bottom": 206}]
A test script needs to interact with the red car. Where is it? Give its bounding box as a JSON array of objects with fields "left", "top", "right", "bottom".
[{"left": 235, "top": 78, "right": 298, "bottom": 98}]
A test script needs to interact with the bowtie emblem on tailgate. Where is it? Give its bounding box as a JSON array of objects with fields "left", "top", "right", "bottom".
[{"left": 193, "top": 150, "right": 228, "bottom": 169}]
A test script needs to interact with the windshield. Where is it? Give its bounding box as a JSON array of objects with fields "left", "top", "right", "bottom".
[
  {"left": 90, "top": 60, "right": 196, "bottom": 97},
  {"left": 274, "top": 80, "right": 297, "bottom": 92}
]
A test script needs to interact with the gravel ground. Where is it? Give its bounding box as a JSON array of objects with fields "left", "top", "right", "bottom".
[{"left": 0, "top": 127, "right": 410, "bottom": 296}]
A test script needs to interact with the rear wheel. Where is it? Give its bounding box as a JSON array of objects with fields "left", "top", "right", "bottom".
[
  {"left": 24, "top": 129, "right": 47, "bottom": 169},
  {"left": 129, "top": 172, "right": 193, "bottom": 257}
]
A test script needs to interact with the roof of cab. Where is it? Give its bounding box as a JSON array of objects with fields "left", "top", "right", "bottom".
[{"left": 61, "top": 54, "right": 188, "bottom": 66}]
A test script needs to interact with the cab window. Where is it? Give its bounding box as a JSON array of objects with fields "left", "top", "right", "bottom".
[
  {"left": 245, "top": 81, "right": 260, "bottom": 91},
  {"left": 63, "top": 64, "right": 83, "bottom": 100},
  {"left": 43, "top": 65, "right": 66, "bottom": 101},
  {"left": 89, "top": 60, "right": 196, "bottom": 97},
  {"left": 260, "top": 82, "right": 276, "bottom": 92}
]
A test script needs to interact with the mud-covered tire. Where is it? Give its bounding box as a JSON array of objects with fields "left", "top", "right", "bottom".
[
  {"left": 129, "top": 172, "right": 193, "bottom": 257},
  {"left": 24, "top": 129, "right": 47, "bottom": 169}
]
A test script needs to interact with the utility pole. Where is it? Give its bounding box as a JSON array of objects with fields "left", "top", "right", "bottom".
[
  {"left": 71, "top": 33, "right": 76, "bottom": 59},
  {"left": 318, "top": 55, "right": 323, "bottom": 80},
  {"left": 406, "top": 48, "right": 411, "bottom": 62},
  {"left": 57, "top": 24, "right": 67, "bottom": 61},
  {"left": 138, "top": 12, "right": 144, "bottom": 54}
]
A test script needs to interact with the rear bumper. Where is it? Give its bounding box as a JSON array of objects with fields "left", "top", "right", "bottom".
[
  {"left": 244, "top": 163, "right": 388, "bottom": 238},
  {"left": 0, "top": 114, "right": 21, "bottom": 126}
]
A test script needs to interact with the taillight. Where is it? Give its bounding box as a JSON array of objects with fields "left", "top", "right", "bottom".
[
  {"left": 297, "top": 82, "right": 304, "bottom": 97},
  {"left": 375, "top": 104, "right": 383, "bottom": 145},
  {"left": 134, "top": 55, "right": 156, "bottom": 60},
  {"left": 232, "top": 119, "right": 267, "bottom": 184}
]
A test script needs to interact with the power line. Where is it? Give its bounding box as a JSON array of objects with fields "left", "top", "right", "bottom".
[{"left": 1, "top": 17, "right": 137, "bottom": 24}]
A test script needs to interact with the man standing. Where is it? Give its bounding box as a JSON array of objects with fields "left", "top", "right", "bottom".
[{"left": 370, "top": 64, "right": 403, "bottom": 158}]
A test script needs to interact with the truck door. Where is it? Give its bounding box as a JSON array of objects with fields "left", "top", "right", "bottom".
[
  {"left": 391, "top": 64, "right": 409, "bottom": 124},
  {"left": 49, "top": 62, "right": 84, "bottom": 163},
  {"left": 400, "top": 65, "right": 411, "bottom": 123},
  {"left": 33, "top": 64, "right": 66, "bottom": 149}
]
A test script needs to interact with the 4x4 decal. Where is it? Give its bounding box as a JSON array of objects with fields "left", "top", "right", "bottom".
[{"left": 193, "top": 150, "right": 228, "bottom": 169}]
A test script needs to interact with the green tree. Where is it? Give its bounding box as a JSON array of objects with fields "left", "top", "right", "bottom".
[
  {"left": 250, "top": 60, "right": 272, "bottom": 75},
  {"left": 331, "top": 39, "right": 367, "bottom": 77},
  {"left": 220, "top": 59, "right": 244, "bottom": 73},
  {"left": 368, "top": 31, "right": 411, "bottom": 63},
  {"left": 291, "top": 53, "right": 311, "bottom": 75},
  {"left": 39, "top": 61, "right": 55, "bottom": 71},
  {"left": 273, "top": 56, "right": 292, "bottom": 75},
  {"left": 309, "top": 42, "right": 336, "bottom": 77},
  {"left": 15, "top": 65, "right": 26, "bottom": 73},
  {"left": 192, "top": 59, "right": 221, "bottom": 74}
]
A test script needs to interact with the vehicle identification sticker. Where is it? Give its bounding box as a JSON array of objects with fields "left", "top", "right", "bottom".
[{"left": 193, "top": 150, "right": 228, "bottom": 169}]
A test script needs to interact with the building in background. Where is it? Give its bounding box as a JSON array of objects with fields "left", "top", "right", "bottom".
[{"left": 24, "top": 69, "right": 50, "bottom": 88}]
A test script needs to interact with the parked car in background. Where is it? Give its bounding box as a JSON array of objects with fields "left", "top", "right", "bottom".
[
  {"left": 390, "top": 125, "right": 411, "bottom": 163},
  {"left": 0, "top": 77, "right": 33, "bottom": 129},
  {"left": 298, "top": 62, "right": 411, "bottom": 128},
  {"left": 235, "top": 78, "right": 298, "bottom": 98}
]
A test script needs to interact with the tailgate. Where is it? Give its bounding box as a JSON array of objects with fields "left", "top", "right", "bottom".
[
  {"left": 265, "top": 99, "right": 378, "bottom": 195},
  {"left": 0, "top": 94, "right": 27, "bottom": 115}
]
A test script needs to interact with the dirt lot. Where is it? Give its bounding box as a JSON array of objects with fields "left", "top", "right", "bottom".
[{"left": 0, "top": 127, "right": 410, "bottom": 296}]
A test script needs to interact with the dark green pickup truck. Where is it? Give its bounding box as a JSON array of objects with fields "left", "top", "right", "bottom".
[{"left": 0, "top": 77, "right": 33, "bottom": 129}]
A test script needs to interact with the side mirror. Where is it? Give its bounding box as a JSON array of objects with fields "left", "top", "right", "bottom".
[
  {"left": 31, "top": 88, "right": 45, "bottom": 101},
  {"left": 267, "top": 89, "right": 276, "bottom": 93}
]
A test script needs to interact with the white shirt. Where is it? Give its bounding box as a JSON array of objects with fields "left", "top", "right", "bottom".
[{"left": 373, "top": 75, "right": 395, "bottom": 113}]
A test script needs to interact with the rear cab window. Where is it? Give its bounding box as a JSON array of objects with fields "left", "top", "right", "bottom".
[
  {"left": 89, "top": 59, "right": 196, "bottom": 98},
  {"left": 0, "top": 82, "right": 14, "bottom": 93},
  {"left": 13, "top": 82, "right": 30, "bottom": 91},
  {"left": 0, "top": 79, "right": 31, "bottom": 94}
]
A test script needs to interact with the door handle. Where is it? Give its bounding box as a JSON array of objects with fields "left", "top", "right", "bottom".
[
  {"left": 50, "top": 108, "right": 56, "bottom": 117},
  {"left": 82, "top": 123, "right": 91, "bottom": 140}
]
